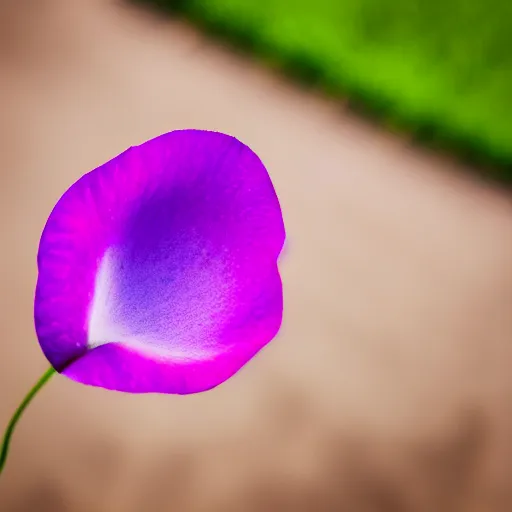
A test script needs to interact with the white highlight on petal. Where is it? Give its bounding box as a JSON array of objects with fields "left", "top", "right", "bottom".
[{"left": 87, "top": 246, "right": 234, "bottom": 361}]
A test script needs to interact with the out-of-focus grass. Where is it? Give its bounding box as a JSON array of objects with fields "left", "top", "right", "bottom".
[{"left": 135, "top": 0, "right": 512, "bottom": 182}]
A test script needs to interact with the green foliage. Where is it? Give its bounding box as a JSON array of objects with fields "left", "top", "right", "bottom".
[{"left": 136, "top": 0, "right": 512, "bottom": 182}]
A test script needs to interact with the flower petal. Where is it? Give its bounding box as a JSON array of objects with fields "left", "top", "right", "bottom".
[{"left": 34, "top": 130, "right": 285, "bottom": 393}]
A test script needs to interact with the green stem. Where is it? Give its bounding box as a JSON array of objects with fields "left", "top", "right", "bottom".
[{"left": 0, "top": 366, "right": 56, "bottom": 476}]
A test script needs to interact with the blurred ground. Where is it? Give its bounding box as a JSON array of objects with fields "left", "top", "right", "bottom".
[{"left": 0, "top": 1, "right": 512, "bottom": 511}]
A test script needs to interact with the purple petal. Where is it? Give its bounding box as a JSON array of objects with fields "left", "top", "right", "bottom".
[{"left": 34, "top": 130, "right": 285, "bottom": 394}]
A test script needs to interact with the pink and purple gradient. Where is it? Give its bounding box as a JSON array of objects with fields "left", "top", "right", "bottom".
[{"left": 34, "top": 130, "right": 285, "bottom": 394}]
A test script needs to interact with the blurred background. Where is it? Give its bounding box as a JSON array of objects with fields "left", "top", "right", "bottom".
[{"left": 1, "top": 0, "right": 512, "bottom": 510}]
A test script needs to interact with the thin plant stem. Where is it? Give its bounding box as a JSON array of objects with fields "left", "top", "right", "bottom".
[{"left": 0, "top": 366, "right": 56, "bottom": 476}]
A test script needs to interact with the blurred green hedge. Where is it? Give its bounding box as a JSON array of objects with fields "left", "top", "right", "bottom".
[{"left": 136, "top": 0, "right": 512, "bottom": 182}]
